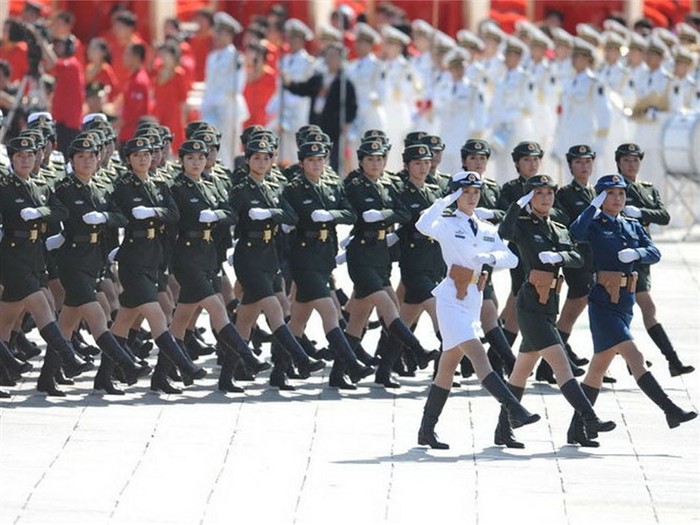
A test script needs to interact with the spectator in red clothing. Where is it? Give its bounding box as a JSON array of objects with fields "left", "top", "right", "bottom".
[
  {"left": 39, "top": 34, "right": 85, "bottom": 153},
  {"left": 118, "top": 43, "right": 152, "bottom": 143},
  {"left": 189, "top": 9, "right": 214, "bottom": 82},
  {"left": 106, "top": 10, "right": 146, "bottom": 96},
  {"left": 243, "top": 42, "right": 276, "bottom": 128},
  {"left": 85, "top": 38, "right": 118, "bottom": 100},
  {"left": 1, "top": 20, "right": 29, "bottom": 83},
  {"left": 51, "top": 11, "right": 85, "bottom": 66},
  {"left": 153, "top": 43, "right": 188, "bottom": 150}
]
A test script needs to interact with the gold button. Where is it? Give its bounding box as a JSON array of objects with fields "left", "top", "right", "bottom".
[
  {"left": 410, "top": 243, "right": 415, "bottom": 248},
  {"left": 186, "top": 241, "right": 191, "bottom": 246},
  {"left": 10, "top": 242, "right": 15, "bottom": 247},
  {"left": 361, "top": 240, "right": 365, "bottom": 244},
  {"left": 247, "top": 242, "right": 251, "bottom": 247},
  {"left": 129, "top": 239, "right": 133, "bottom": 243},
  {"left": 72, "top": 243, "right": 77, "bottom": 248},
  {"left": 301, "top": 242, "right": 306, "bottom": 247}
]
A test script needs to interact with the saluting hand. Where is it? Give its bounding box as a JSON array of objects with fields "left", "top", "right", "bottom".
[
  {"left": 248, "top": 208, "right": 272, "bottom": 221},
  {"left": 199, "top": 209, "right": 219, "bottom": 223},
  {"left": 132, "top": 206, "right": 156, "bottom": 219},
  {"left": 441, "top": 189, "right": 462, "bottom": 206},
  {"left": 82, "top": 211, "right": 107, "bottom": 225},
  {"left": 474, "top": 207, "right": 495, "bottom": 220},
  {"left": 617, "top": 248, "right": 640, "bottom": 263},
  {"left": 591, "top": 191, "right": 607, "bottom": 209},
  {"left": 516, "top": 190, "right": 535, "bottom": 209},
  {"left": 623, "top": 205, "right": 642, "bottom": 218}
]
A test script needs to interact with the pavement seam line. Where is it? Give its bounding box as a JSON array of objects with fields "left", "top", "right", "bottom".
[
  {"left": 540, "top": 390, "right": 571, "bottom": 525},
  {"left": 292, "top": 402, "right": 319, "bottom": 524},
  {"left": 199, "top": 397, "right": 245, "bottom": 525},
  {"left": 14, "top": 393, "right": 94, "bottom": 525},
  {"left": 109, "top": 400, "right": 167, "bottom": 521},
  {"left": 384, "top": 394, "right": 397, "bottom": 523},
  {"left": 467, "top": 390, "right": 479, "bottom": 525}
]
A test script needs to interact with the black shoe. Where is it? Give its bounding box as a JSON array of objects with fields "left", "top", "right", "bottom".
[
  {"left": 669, "top": 363, "right": 695, "bottom": 377},
  {"left": 0, "top": 389, "right": 10, "bottom": 398},
  {"left": 54, "top": 369, "right": 75, "bottom": 385},
  {"left": 270, "top": 366, "right": 295, "bottom": 391},
  {"left": 329, "top": 374, "right": 357, "bottom": 390},
  {"left": 417, "top": 427, "right": 449, "bottom": 449},
  {"left": 374, "top": 370, "right": 401, "bottom": 388},
  {"left": 583, "top": 415, "right": 616, "bottom": 439},
  {"left": 150, "top": 375, "right": 182, "bottom": 394},
  {"left": 494, "top": 410, "right": 525, "bottom": 449},
  {"left": 218, "top": 379, "right": 245, "bottom": 393},
  {"left": 602, "top": 373, "right": 617, "bottom": 384},
  {"left": 94, "top": 370, "right": 125, "bottom": 395},
  {"left": 565, "top": 344, "right": 589, "bottom": 366},
  {"left": 535, "top": 360, "right": 557, "bottom": 384},
  {"left": 566, "top": 414, "right": 599, "bottom": 447}
]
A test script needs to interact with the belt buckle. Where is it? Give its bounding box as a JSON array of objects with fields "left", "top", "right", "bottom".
[
  {"left": 29, "top": 230, "right": 38, "bottom": 241},
  {"left": 90, "top": 232, "right": 98, "bottom": 244},
  {"left": 40, "top": 223, "right": 47, "bottom": 233},
  {"left": 146, "top": 228, "right": 155, "bottom": 240},
  {"left": 377, "top": 229, "right": 386, "bottom": 241},
  {"left": 263, "top": 230, "right": 272, "bottom": 242},
  {"left": 202, "top": 229, "right": 212, "bottom": 242},
  {"left": 620, "top": 276, "right": 628, "bottom": 287},
  {"left": 318, "top": 229, "right": 328, "bottom": 242}
]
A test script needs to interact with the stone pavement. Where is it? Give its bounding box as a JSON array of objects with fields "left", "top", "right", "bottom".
[{"left": 1, "top": 240, "right": 698, "bottom": 525}]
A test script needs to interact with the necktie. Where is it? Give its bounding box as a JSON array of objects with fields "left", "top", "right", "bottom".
[{"left": 469, "top": 218, "right": 478, "bottom": 236}]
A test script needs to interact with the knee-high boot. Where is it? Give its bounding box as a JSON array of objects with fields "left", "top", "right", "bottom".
[
  {"left": 154, "top": 332, "right": 206, "bottom": 380},
  {"left": 95, "top": 332, "right": 150, "bottom": 386},
  {"left": 560, "top": 378, "right": 616, "bottom": 438},
  {"left": 484, "top": 327, "right": 516, "bottom": 376},
  {"left": 39, "top": 322, "right": 92, "bottom": 378},
  {"left": 637, "top": 371, "right": 697, "bottom": 428},
  {"left": 566, "top": 383, "right": 600, "bottom": 447},
  {"left": 417, "top": 385, "right": 450, "bottom": 449},
  {"left": 217, "top": 323, "right": 271, "bottom": 373},
  {"left": 387, "top": 319, "right": 437, "bottom": 369},
  {"left": 273, "top": 325, "right": 325, "bottom": 378},
  {"left": 482, "top": 372, "right": 540, "bottom": 428},
  {"left": 150, "top": 352, "right": 182, "bottom": 394},
  {"left": 0, "top": 339, "right": 32, "bottom": 376},
  {"left": 326, "top": 327, "right": 373, "bottom": 384},
  {"left": 494, "top": 383, "right": 526, "bottom": 448},
  {"left": 647, "top": 324, "right": 694, "bottom": 377},
  {"left": 37, "top": 347, "right": 65, "bottom": 397}
]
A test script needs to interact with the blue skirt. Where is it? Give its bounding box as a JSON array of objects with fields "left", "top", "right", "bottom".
[{"left": 588, "top": 285, "right": 634, "bottom": 353}]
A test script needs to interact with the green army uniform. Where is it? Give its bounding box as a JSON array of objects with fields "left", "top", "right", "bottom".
[{"left": 499, "top": 175, "right": 583, "bottom": 353}]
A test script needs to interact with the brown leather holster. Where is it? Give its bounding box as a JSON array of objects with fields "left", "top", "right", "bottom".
[
  {"left": 597, "top": 271, "right": 638, "bottom": 303},
  {"left": 528, "top": 269, "right": 558, "bottom": 304},
  {"left": 449, "top": 265, "right": 481, "bottom": 300}
]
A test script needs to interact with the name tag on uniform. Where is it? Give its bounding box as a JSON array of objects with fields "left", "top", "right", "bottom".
[
  {"left": 603, "top": 230, "right": 614, "bottom": 236},
  {"left": 455, "top": 234, "right": 465, "bottom": 239},
  {"left": 133, "top": 197, "right": 143, "bottom": 202},
  {"left": 303, "top": 199, "right": 313, "bottom": 204},
  {"left": 483, "top": 235, "right": 495, "bottom": 242},
  {"left": 74, "top": 199, "right": 84, "bottom": 205},
  {"left": 364, "top": 197, "right": 374, "bottom": 202},
  {"left": 251, "top": 200, "right": 260, "bottom": 204},
  {"left": 576, "top": 201, "right": 584, "bottom": 205},
  {"left": 189, "top": 198, "right": 199, "bottom": 203},
  {"left": 15, "top": 198, "right": 24, "bottom": 203},
  {"left": 533, "top": 234, "right": 544, "bottom": 243},
  {"left": 410, "top": 203, "right": 421, "bottom": 208}
]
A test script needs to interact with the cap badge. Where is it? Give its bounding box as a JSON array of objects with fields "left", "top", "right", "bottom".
[
  {"left": 579, "top": 146, "right": 586, "bottom": 153},
  {"left": 628, "top": 144, "right": 636, "bottom": 151},
  {"left": 527, "top": 143, "right": 535, "bottom": 151},
  {"left": 612, "top": 175, "right": 620, "bottom": 183},
  {"left": 311, "top": 144, "right": 319, "bottom": 152},
  {"left": 474, "top": 142, "right": 482, "bottom": 150},
  {"left": 21, "top": 139, "right": 28, "bottom": 147}
]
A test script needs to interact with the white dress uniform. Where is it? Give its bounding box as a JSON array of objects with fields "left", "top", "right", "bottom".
[
  {"left": 380, "top": 55, "right": 422, "bottom": 171},
  {"left": 415, "top": 188, "right": 517, "bottom": 350},
  {"left": 346, "top": 52, "right": 387, "bottom": 148},
  {"left": 200, "top": 44, "right": 249, "bottom": 170},
  {"left": 598, "top": 60, "right": 633, "bottom": 173},
  {"left": 266, "top": 49, "right": 316, "bottom": 164},
  {"left": 480, "top": 54, "right": 506, "bottom": 106},
  {"left": 488, "top": 66, "right": 536, "bottom": 184},
  {"left": 526, "top": 58, "right": 560, "bottom": 175},
  {"left": 553, "top": 68, "right": 612, "bottom": 175},
  {"left": 433, "top": 76, "right": 487, "bottom": 174}
]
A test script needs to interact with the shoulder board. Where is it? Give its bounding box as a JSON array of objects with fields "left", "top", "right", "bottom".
[
  {"left": 441, "top": 209, "right": 457, "bottom": 217},
  {"left": 483, "top": 178, "right": 499, "bottom": 186},
  {"left": 640, "top": 181, "right": 654, "bottom": 187},
  {"left": 551, "top": 220, "right": 566, "bottom": 229},
  {"left": 424, "top": 182, "right": 441, "bottom": 191},
  {"left": 55, "top": 176, "right": 73, "bottom": 188}
]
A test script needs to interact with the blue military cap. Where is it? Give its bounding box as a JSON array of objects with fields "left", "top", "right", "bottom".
[
  {"left": 594, "top": 174, "right": 627, "bottom": 193},
  {"left": 449, "top": 170, "right": 482, "bottom": 192}
]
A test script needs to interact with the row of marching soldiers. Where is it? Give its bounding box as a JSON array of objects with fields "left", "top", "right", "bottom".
[{"left": 0, "top": 112, "right": 695, "bottom": 445}]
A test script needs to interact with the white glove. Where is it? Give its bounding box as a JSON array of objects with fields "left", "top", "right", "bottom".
[
  {"left": 248, "top": 207, "right": 272, "bottom": 221},
  {"left": 623, "top": 205, "right": 642, "bottom": 219},
  {"left": 474, "top": 207, "right": 495, "bottom": 220},
  {"left": 441, "top": 190, "right": 462, "bottom": 206},
  {"left": 618, "top": 248, "right": 640, "bottom": 263},
  {"left": 311, "top": 209, "right": 334, "bottom": 222},
  {"left": 45, "top": 233, "right": 65, "bottom": 251},
  {"left": 645, "top": 107, "right": 657, "bottom": 121},
  {"left": 0, "top": 228, "right": 3, "bottom": 243},
  {"left": 132, "top": 206, "right": 156, "bottom": 220},
  {"left": 82, "top": 211, "right": 107, "bottom": 225},
  {"left": 472, "top": 252, "right": 495, "bottom": 266},
  {"left": 20, "top": 207, "right": 42, "bottom": 221},
  {"left": 516, "top": 190, "right": 535, "bottom": 209},
  {"left": 108, "top": 247, "right": 119, "bottom": 263},
  {"left": 227, "top": 253, "right": 234, "bottom": 266},
  {"left": 591, "top": 191, "right": 607, "bottom": 209},
  {"left": 281, "top": 224, "right": 295, "bottom": 234},
  {"left": 339, "top": 235, "right": 353, "bottom": 249},
  {"left": 335, "top": 251, "right": 347, "bottom": 265},
  {"left": 386, "top": 232, "right": 399, "bottom": 247},
  {"left": 538, "top": 251, "right": 564, "bottom": 265},
  {"left": 362, "top": 209, "right": 384, "bottom": 223},
  {"left": 199, "top": 209, "right": 219, "bottom": 223}
]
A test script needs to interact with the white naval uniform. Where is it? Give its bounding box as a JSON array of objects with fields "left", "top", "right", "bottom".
[
  {"left": 552, "top": 69, "right": 612, "bottom": 175},
  {"left": 415, "top": 195, "right": 517, "bottom": 350},
  {"left": 266, "top": 49, "right": 316, "bottom": 164},
  {"left": 200, "top": 44, "right": 249, "bottom": 170},
  {"left": 526, "top": 59, "right": 560, "bottom": 176},
  {"left": 433, "top": 76, "right": 487, "bottom": 175},
  {"left": 598, "top": 60, "right": 633, "bottom": 174},
  {"left": 380, "top": 55, "right": 422, "bottom": 172}
]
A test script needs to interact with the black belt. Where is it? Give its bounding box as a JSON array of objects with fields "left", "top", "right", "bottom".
[
  {"left": 301, "top": 229, "right": 330, "bottom": 242},
  {"left": 182, "top": 229, "right": 213, "bottom": 241},
  {"left": 128, "top": 228, "right": 158, "bottom": 240},
  {"left": 5, "top": 229, "right": 40, "bottom": 241},
  {"left": 357, "top": 229, "right": 386, "bottom": 240},
  {"left": 70, "top": 233, "right": 101, "bottom": 244}
]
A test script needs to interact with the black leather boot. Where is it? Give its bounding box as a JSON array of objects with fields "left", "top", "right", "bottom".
[
  {"left": 387, "top": 319, "right": 437, "bottom": 369},
  {"left": 345, "top": 332, "right": 380, "bottom": 366},
  {"left": 535, "top": 359, "right": 557, "bottom": 384},
  {"left": 487, "top": 347, "right": 505, "bottom": 378},
  {"left": 37, "top": 347, "right": 66, "bottom": 397},
  {"left": 218, "top": 352, "right": 245, "bottom": 393},
  {"left": 326, "top": 327, "right": 373, "bottom": 383},
  {"left": 558, "top": 329, "right": 589, "bottom": 366},
  {"left": 482, "top": 372, "right": 540, "bottom": 429},
  {"left": 218, "top": 324, "right": 270, "bottom": 373},
  {"left": 459, "top": 355, "right": 474, "bottom": 379},
  {"left": 418, "top": 384, "right": 450, "bottom": 449},
  {"left": 566, "top": 383, "right": 600, "bottom": 447},
  {"left": 502, "top": 329, "right": 517, "bottom": 347},
  {"left": 0, "top": 339, "right": 32, "bottom": 375},
  {"left": 329, "top": 360, "right": 356, "bottom": 389},
  {"left": 269, "top": 341, "right": 295, "bottom": 391},
  {"left": 647, "top": 324, "right": 694, "bottom": 377},
  {"left": 72, "top": 331, "right": 100, "bottom": 359},
  {"left": 250, "top": 323, "right": 272, "bottom": 354},
  {"left": 273, "top": 325, "right": 325, "bottom": 378},
  {"left": 484, "top": 327, "right": 517, "bottom": 376},
  {"left": 13, "top": 331, "right": 41, "bottom": 360},
  {"left": 184, "top": 329, "right": 216, "bottom": 361},
  {"left": 560, "top": 378, "right": 616, "bottom": 438},
  {"left": 150, "top": 353, "right": 182, "bottom": 394},
  {"left": 96, "top": 332, "right": 150, "bottom": 386},
  {"left": 637, "top": 371, "right": 697, "bottom": 428},
  {"left": 39, "top": 322, "right": 93, "bottom": 378},
  {"left": 494, "top": 383, "right": 525, "bottom": 448},
  {"left": 155, "top": 331, "right": 206, "bottom": 381},
  {"left": 128, "top": 329, "right": 153, "bottom": 360},
  {"left": 93, "top": 356, "right": 124, "bottom": 395},
  {"left": 374, "top": 339, "right": 402, "bottom": 388}
]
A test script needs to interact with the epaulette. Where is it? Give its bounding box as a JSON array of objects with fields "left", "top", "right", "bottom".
[
  {"left": 425, "top": 182, "right": 441, "bottom": 191},
  {"left": 483, "top": 177, "right": 499, "bottom": 186},
  {"left": 441, "top": 209, "right": 457, "bottom": 217},
  {"left": 55, "top": 176, "right": 73, "bottom": 189},
  {"left": 640, "top": 181, "right": 653, "bottom": 187}
]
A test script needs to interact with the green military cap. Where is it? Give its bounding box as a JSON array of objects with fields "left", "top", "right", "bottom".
[
  {"left": 298, "top": 141, "right": 327, "bottom": 160},
  {"left": 402, "top": 143, "right": 433, "bottom": 163},
  {"left": 511, "top": 140, "right": 544, "bottom": 161},
  {"left": 296, "top": 124, "right": 322, "bottom": 141},
  {"left": 362, "top": 129, "right": 387, "bottom": 140},
  {"left": 461, "top": 138, "right": 491, "bottom": 158},
  {"left": 178, "top": 139, "right": 208, "bottom": 156},
  {"left": 245, "top": 137, "right": 275, "bottom": 156},
  {"left": 566, "top": 144, "right": 596, "bottom": 162},
  {"left": 135, "top": 129, "right": 164, "bottom": 150},
  {"left": 185, "top": 120, "right": 214, "bottom": 139},
  {"left": 306, "top": 131, "right": 333, "bottom": 147},
  {"left": 421, "top": 134, "right": 445, "bottom": 151},
  {"left": 595, "top": 173, "right": 627, "bottom": 193},
  {"left": 357, "top": 139, "right": 387, "bottom": 160},
  {"left": 615, "top": 143, "right": 644, "bottom": 161},
  {"left": 191, "top": 130, "right": 221, "bottom": 148},
  {"left": 7, "top": 136, "right": 38, "bottom": 155},
  {"left": 240, "top": 124, "right": 266, "bottom": 145},
  {"left": 249, "top": 129, "right": 279, "bottom": 148},
  {"left": 122, "top": 137, "right": 153, "bottom": 156},
  {"left": 77, "top": 129, "right": 105, "bottom": 147},
  {"left": 158, "top": 125, "right": 174, "bottom": 142},
  {"left": 525, "top": 174, "right": 557, "bottom": 191},
  {"left": 449, "top": 170, "right": 482, "bottom": 192},
  {"left": 68, "top": 137, "right": 99, "bottom": 156},
  {"left": 19, "top": 129, "right": 45, "bottom": 148},
  {"left": 404, "top": 131, "right": 428, "bottom": 147}
]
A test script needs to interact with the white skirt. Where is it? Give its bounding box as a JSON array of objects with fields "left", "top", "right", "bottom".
[{"left": 436, "top": 298, "right": 483, "bottom": 351}]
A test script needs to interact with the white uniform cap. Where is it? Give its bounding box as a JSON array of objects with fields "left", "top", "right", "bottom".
[
  {"left": 504, "top": 36, "right": 528, "bottom": 55},
  {"left": 27, "top": 111, "right": 53, "bottom": 124},
  {"left": 628, "top": 32, "right": 648, "bottom": 51},
  {"left": 443, "top": 47, "right": 470, "bottom": 68},
  {"left": 572, "top": 37, "right": 596, "bottom": 57},
  {"left": 285, "top": 18, "right": 314, "bottom": 41},
  {"left": 213, "top": 12, "right": 242, "bottom": 34},
  {"left": 433, "top": 30, "right": 456, "bottom": 53},
  {"left": 602, "top": 19, "right": 629, "bottom": 37},
  {"left": 481, "top": 21, "right": 507, "bottom": 42},
  {"left": 676, "top": 22, "right": 700, "bottom": 44},
  {"left": 576, "top": 23, "right": 602, "bottom": 46},
  {"left": 355, "top": 22, "right": 380, "bottom": 44},
  {"left": 317, "top": 23, "right": 342, "bottom": 42},
  {"left": 551, "top": 27, "right": 573, "bottom": 47},
  {"left": 456, "top": 29, "right": 485, "bottom": 51},
  {"left": 647, "top": 34, "right": 669, "bottom": 56},
  {"left": 382, "top": 25, "right": 411, "bottom": 46},
  {"left": 652, "top": 27, "right": 679, "bottom": 48},
  {"left": 529, "top": 27, "right": 554, "bottom": 49},
  {"left": 672, "top": 45, "right": 696, "bottom": 65},
  {"left": 411, "top": 19, "right": 435, "bottom": 38},
  {"left": 82, "top": 113, "right": 108, "bottom": 125},
  {"left": 515, "top": 19, "right": 539, "bottom": 38},
  {"left": 602, "top": 31, "right": 626, "bottom": 49}
]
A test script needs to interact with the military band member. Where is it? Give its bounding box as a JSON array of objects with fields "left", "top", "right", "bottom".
[
  {"left": 497, "top": 175, "right": 615, "bottom": 448},
  {"left": 415, "top": 171, "right": 539, "bottom": 450},
  {"left": 569, "top": 175, "right": 696, "bottom": 446}
]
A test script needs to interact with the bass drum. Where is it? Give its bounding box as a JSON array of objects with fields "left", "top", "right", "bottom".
[{"left": 662, "top": 112, "right": 700, "bottom": 180}]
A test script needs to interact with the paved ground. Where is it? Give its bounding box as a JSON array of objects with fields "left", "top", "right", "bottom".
[{"left": 1, "top": 238, "right": 698, "bottom": 525}]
